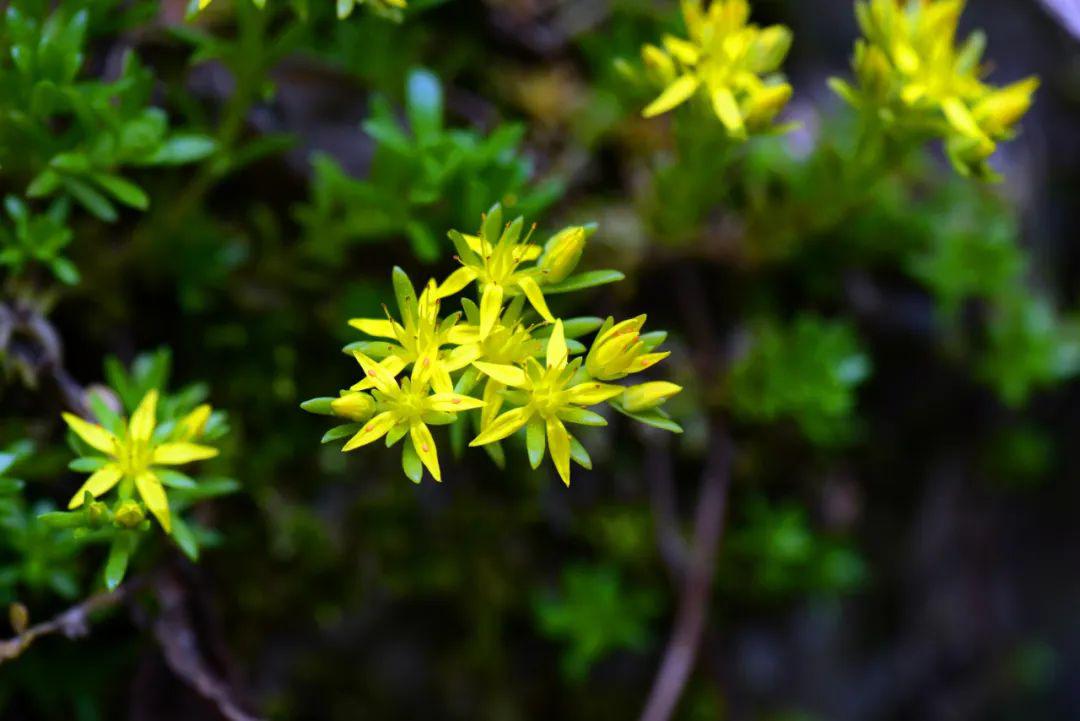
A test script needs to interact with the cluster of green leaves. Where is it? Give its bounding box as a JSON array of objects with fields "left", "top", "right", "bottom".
[
  {"left": 720, "top": 499, "right": 866, "bottom": 600},
  {"left": 0, "top": 441, "right": 83, "bottom": 604},
  {"left": 727, "top": 316, "right": 871, "bottom": 447},
  {"left": 297, "top": 68, "right": 563, "bottom": 262},
  {"left": 533, "top": 563, "right": 660, "bottom": 681}
]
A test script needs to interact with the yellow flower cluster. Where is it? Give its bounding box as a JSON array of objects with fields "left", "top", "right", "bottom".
[
  {"left": 305, "top": 205, "right": 683, "bottom": 486},
  {"left": 830, "top": 0, "right": 1038, "bottom": 179},
  {"left": 638, "top": 0, "right": 794, "bottom": 139}
]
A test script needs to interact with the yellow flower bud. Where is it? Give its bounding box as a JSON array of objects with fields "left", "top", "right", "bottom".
[
  {"left": 539, "top": 226, "right": 586, "bottom": 284},
  {"left": 114, "top": 501, "right": 145, "bottom": 529},
  {"left": 622, "top": 381, "right": 683, "bottom": 412},
  {"left": 973, "top": 77, "right": 1039, "bottom": 137},
  {"left": 586, "top": 316, "right": 670, "bottom": 380},
  {"left": 9, "top": 602, "right": 29, "bottom": 635},
  {"left": 86, "top": 500, "right": 110, "bottom": 527},
  {"left": 331, "top": 392, "right": 376, "bottom": 421},
  {"left": 743, "top": 83, "right": 793, "bottom": 130}
]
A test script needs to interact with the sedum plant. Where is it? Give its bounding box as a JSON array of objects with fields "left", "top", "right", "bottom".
[
  {"left": 830, "top": 0, "right": 1039, "bottom": 179},
  {"left": 303, "top": 204, "right": 682, "bottom": 486},
  {"left": 636, "top": 0, "right": 794, "bottom": 138}
]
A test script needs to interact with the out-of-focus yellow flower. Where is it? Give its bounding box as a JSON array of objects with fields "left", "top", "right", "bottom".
[
  {"left": 830, "top": 0, "right": 1038, "bottom": 179},
  {"left": 638, "top": 0, "right": 794, "bottom": 138},
  {"left": 470, "top": 321, "right": 624, "bottom": 486},
  {"left": 63, "top": 391, "right": 218, "bottom": 533},
  {"left": 538, "top": 226, "right": 588, "bottom": 285},
  {"left": 585, "top": 316, "right": 670, "bottom": 381}
]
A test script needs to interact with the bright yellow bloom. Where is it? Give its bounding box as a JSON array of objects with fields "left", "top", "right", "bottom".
[
  {"left": 831, "top": 0, "right": 1038, "bottom": 179},
  {"left": 622, "top": 381, "right": 684, "bottom": 412},
  {"left": 585, "top": 316, "right": 670, "bottom": 381},
  {"left": 640, "top": 0, "right": 793, "bottom": 138},
  {"left": 344, "top": 352, "right": 485, "bottom": 481},
  {"left": 470, "top": 321, "right": 624, "bottom": 486},
  {"left": 439, "top": 206, "right": 555, "bottom": 338},
  {"left": 349, "top": 270, "right": 479, "bottom": 394},
  {"left": 63, "top": 390, "right": 218, "bottom": 533}
]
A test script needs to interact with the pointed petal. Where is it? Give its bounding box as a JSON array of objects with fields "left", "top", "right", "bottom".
[
  {"left": 546, "top": 416, "right": 572, "bottom": 486},
  {"left": 711, "top": 85, "right": 746, "bottom": 137},
  {"left": 643, "top": 74, "right": 700, "bottom": 117},
  {"left": 62, "top": 413, "right": 117, "bottom": 455},
  {"left": 436, "top": 267, "right": 478, "bottom": 299},
  {"left": 409, "top": 422, "right": 441, "bottom": 482},
  {"left": 342, "top": 411, "right": 396, "bottom": 451},
  {"left": 67, "top": 464, "right": 123, "bottom": 508},
  {"left": 479, "top": 284, "right": 504, "bottom": 338},
  {"left": 136, "top": 471, "right": 171, "bottom": 533},
  {"left": 564, "top": 381, "right": 625, "bottom": 406},
  {"left": 470, "top": 407, "right": 533, "bottom": 446},
  {"left": 546, "top": 319, "right": 568, "bottom": 369},
  {"left": 352, "top": 351, "right": 402, "bottom": 395},
  {"left": 443, "top": 343, "right": 481, "bottom": 372},
  {"left": 348, "top": 319, "right": 399, "bottom": 338},
  {"left": 427, "top": 393, "right": 486, "bottom": 412},
  {"left": 473, "top": 361, "right": 527, "bottom": 388},
  {"left": 177, "top": 404, "right": 212, "bottom": 440},
  {"left": 516, "top": 275, "right": 554, "bottom": 323},
  {"left": 350, "top": 354, "right": 406, "bottom": 391},
  {"left": 151, "top": 443, "right": 219, "bottom": 465},
  {"left": 129, "top": 390, "right": 158, "bottom": 442}
]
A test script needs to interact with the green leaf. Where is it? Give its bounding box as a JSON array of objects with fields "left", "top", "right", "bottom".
[
  {"left": 157, "top": 469, "right": 197, "bottom": 489},
  {"left": 171, "top": 516, "right": 200, "bottom": 561},
  {"left": 300, "top": 397, "right": 335, "bottom": 415},
  {"left": 526, "top": 416, "right": 546, "bottom": 469},
  {"left": 62, "top": 177, "right": 117, "bottom": 222},
  {"left": 542, "top": 270, "right": 625, "bottom": 294},
  {"left": 406, "top": 68, "right": 443, "bottom": 142},
  {"left": 401, "top": 438, "right": 423, "bottom": 483},
  {"left": 612, "top": 402, "right": 683, "bottom": 433},
  {"left": 92, "top": 173, "right": 149, "bottom": 210},
  {"left": 143, "top": 134, "right": 218, "bottom": 165},
  {"left": 104, "top": 534, "right": 135, "bottom": 591},
  {"left": 69, "top": 457, "right": 109, "bottom": 472},
  {"left": 322, "top": 423, "right": 361, "bottom": 443}
]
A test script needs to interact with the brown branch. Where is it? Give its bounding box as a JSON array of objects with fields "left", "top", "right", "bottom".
[
  {"left": 152, "top": 573, "right": 264, "bottom": 721},
  {"left": 0, "top": 581, "right": 139, "bottom": 664},
  {"left": 638, "top": 423, "right": 732, "bottom": 721}
]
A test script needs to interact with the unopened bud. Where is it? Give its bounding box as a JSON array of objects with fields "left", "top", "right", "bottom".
[
  {"left": 539, "top": 226, "right": 586, "bottom": 285},
  {"left": 622, "top": 381, "right": 683, "bottom": 412},
  {"left": 331, "top": 392, "right": 376, "bottom": 421},
  {"left": 9, "top": 602, "right": 29, "bottom": 634},
  {"left": 114, "top": 501, "right": 145, "bottom": 529}
]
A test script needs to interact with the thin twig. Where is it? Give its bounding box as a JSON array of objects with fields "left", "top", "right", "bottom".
[
  {"left": 638, "top": 423, "right": 732, "bottom": 721},
  {"left": 0, "top": 581, "right": 139, "bottom": 664}
]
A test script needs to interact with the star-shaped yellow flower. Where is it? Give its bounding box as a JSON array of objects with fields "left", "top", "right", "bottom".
[{"left": 63, "top": 390, "right": 218, "bottom": 533}]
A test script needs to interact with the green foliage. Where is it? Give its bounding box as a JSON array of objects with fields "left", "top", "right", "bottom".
[
  {"left": 0, "top": 196, "right": 77, "bottom": 284},
  {"left": 720, "top": 498, "right": 866, "bottom": 600},
  {"left": 297, "top": 68, "right": 563, "bottom": 262},
  {"left": 533, "top": 564, "right": 660, "bottom": 680},
  {"left": 727, "top": 315, "right": 871, "bottom": 446}
]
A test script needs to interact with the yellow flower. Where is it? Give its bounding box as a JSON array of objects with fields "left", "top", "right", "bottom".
[
  {"left": 622, "top": 381, "right": 683, "bottom": 412},
  {"left": 349, "top": 269, "right": 479, "bottom": 394},
  {"left": 343, "top": 352, "right": 485, "bottom": 482},
  {"left": 470, "top": 320, "right": 624, "bottom": 486},
  {"left": 585, "top": 316, "right": 671, "bottom": 381},
  {"left": 831, "top": 0, "right": 1038, "bottom": 179},
  {"left": 63, "top": 390, "right": 219, "bottom": 533},
  {"left": 640, "top": 0, "right": 794, "bottom": 138},
  {"left": 439, "top": 205, "right": 555, "bottom": 338}
]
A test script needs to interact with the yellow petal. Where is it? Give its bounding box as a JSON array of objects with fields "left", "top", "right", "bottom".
[
  {"left": 479, "top": 284, "right": 504, "bottom": 339},
  {"left": 436, "top": 267, "right": 478, "bottom": 299},
  {"left": 473, "top": 361, "right": 527, "bottom": 388},
  {"left": 643, "top": 74, "right": 700, "bottom": 117},
  {"left": 177, "top": 404, "right": 212, "bottom": 440},
  {"left": 711, "top": 86, "right": 746, "bottom": 138},
  {"left": 546, "top": 319, "right": 568, "bottom": 369},
  {"left": 443, "top": 344, "right": 481, "bottom": 372},
  {"left": 351, "top": 351, "right": 402, "bottom": 395},
  {"left": 129, "top": 390, "right": 158, "bottom": 442},
  {"left": 516, "top": 275, "right": 554, "bottom": 323},
  {"left": 62, "top": 413, "right": 117, "bottom": 455},
  {"left": 446, "top": 325, "right": 481, "bottom": 345},
  {"left": 546, "top": 417, "right": 572, "bottom": 486},
  {"left": 427, "top": 393, "right": 486, "bottom": 413},
  {"left": 67, "top": 464, "right": 123, "bottom": 509},
  {"left": 342, "top": 411, "right": 397, "bottom": 451},
  {"left": 135, "top": 471, "right": 171, "bottom": 533},
  {"left": 941, "top": 97, "right": 985, "bottom": 140},
  {"left": 470, "top": 407, "right": 532, "bottom": 446},
  {"left": 348, "top": 319, "right": 399, "bottom": 338},
  {"left": 564, "top": 381, "right": 625, "bottom": 406},
  {"left": 151, "top": 443, "right": 219, "bottom": 465},
  {"left": 409, "top": 422, "right": 441, "bottom": 482},
  {"left": 350, "top": 354, "right": 406, "bottom": 392}
]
